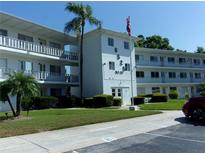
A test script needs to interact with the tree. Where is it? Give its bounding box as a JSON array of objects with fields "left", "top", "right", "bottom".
[
  {"left": 135, "top": 35, "right": 174, "bottom": 50},
  {"left": 0, "top": 82, "right": 16, "bottom": 117},
  {"left": 64, "top": 2, "right": 101, "bottom": 102},
  {"left": 199, "top": 82, "right": 205, "bottom": 96},
  {"left": 196, "top": 46, "right": 205, "bottom": 53},
  {"left": 6, "top": 72, "right": 40, "bottom": 116}
]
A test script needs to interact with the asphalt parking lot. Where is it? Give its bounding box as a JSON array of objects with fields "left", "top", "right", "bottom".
[{"left": 72, "top": 117, "right": 205, "bottom": 153}]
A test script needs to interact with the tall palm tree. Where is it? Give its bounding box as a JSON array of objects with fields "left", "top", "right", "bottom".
[
  {"left": 7, "top": 72, "right": 40, "bottom": 116},
  {"left": 0, "top": 81, "right": 16, "bottom": 117},
  {"left": 64, "top": 2, "right": 101, "bottom": 102}
]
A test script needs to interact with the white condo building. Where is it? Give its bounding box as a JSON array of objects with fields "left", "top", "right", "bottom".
[{"left": 1, "top": 12, "right": 205, "bottom": 111}]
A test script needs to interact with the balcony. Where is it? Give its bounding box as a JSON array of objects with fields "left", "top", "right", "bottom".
[
  {"left": 0, "top": 68, "right": 79, "bottom": 84},
  {"left": 0, "top": 35, "right": 78, "bottom": 61}
]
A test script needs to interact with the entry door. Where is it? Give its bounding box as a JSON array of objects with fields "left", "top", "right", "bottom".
[
  {"left": 39, "top": 63, "right": 46, "bottom": 80},
  {"left": 122, "top": 88, "right": 130, "bottom": 105}
]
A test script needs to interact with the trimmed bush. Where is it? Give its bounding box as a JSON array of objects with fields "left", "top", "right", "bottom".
[
  {"left": 57, "top": 96, "right": 82, "bottom": 108},
  {"left": 84, "top": 97, "right": 94, "bottom": 108},
  {"left": 169, "top": 91, "right": 178, "bottom": 99},
  {"left": 93, "top": 94, "right": 113, "bottom": 108},
  {"left": 200, "top": 92, "right": 205, "bottom": 96},
  {"left": 113, "top": 98, "right": 122, "bottom": 106},
  {"left": 32, "top": 96, "right": 58, "bottom": 109},
  {"left": 21, "top": 97, "right": 33, "bottom": 110},
  {"left": 151, "top": 93, "right": 168, "bottom": 103},
  {"left": 132, "top": 96, "right": 144, "bottom": 105}
]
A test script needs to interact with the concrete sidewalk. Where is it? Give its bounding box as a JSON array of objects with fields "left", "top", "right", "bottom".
[{"left": 0, "top": 111, "right": 183, "bottom": 153}]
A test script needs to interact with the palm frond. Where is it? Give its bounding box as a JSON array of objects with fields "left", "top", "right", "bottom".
[
  {"left": 65, "top": 2, "right": 83, "bottom": 16},
  {"left": 64, "top": 17, "right": 82, "bottom": 33},
  {"left": 88, "top": 16, "right": 101, "bottom": 26}
]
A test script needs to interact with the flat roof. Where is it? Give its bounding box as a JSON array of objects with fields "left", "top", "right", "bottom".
[{"left": 0, "top": 11, "right": 77, "bottom": 45}]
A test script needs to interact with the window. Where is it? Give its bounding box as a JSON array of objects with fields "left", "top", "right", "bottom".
[
  {"left": 109, "top": 61, "right": 115, "bottom": 70},
  {"left": 136, "top": 71, "right": 144, "bottom": 78},
  {"left": 18, "top": 34, "right": 33, "bottom": 42},
  {"left": 180, "top": 72, "right": 187, "bottom": 79},
  {"left": 124, "top": 63, "right": 130, "bottom": 71},
  {"left": 50, "top": 65, "right": 61, "bottom": 75},
  {"left": 20, "top": 61, "right": 33, "bottom": 73},
  {"left": 0, "top": 58, "right": 7, "bottom": 68},
  {"left": 135, "top": 55, "right": 144, "bottom": 63},
  {"left": 151, "top": 72, "right": 159, "bottom": 78},
  {"left": 170, "top": 87, "right": 177, "bottom": 91},
  {"left": 150, "top": 56, "right": 158, "bottom": 62},
  {"left": 179, "top": 58, "right": 186, "bottom": 64},
  {"left": 168, "top": 57, "right": 175, "bottom": 63},
  {"left": 194, "top": 59, "right": 200, "bottom": 65},
  {"left": 169, "top": 72, "right": 176, "bottom": 78},
  {"left": 124, "top": 41, "right": 129, "bottom": 49},
  {"left": 195, "top": 73, "right": 201, "bottom": 79},
  {"left": 112, "top": 88, "right": 116, "bottom": 97},
  {"left": 49, "top": 42, "right": 61, "bottom": 49},
  {"left": 152, "top": 87, "right": 160, "bottom": 93},
  {"left": 0, "top": 29, "right": 8, "bottom": 36},
  {"left": 118, "top": 89, "right": 122, "bottom": 97},
  {"left": 108, "top": 37, "right": 114, "bottom": 46}
]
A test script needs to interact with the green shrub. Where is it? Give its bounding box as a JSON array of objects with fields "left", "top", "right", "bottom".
[
  {"left": 84, "top": 97, "right": 94, "bottom": 108},
  {"left": 185, "top": 93, "right": 189, "bottom": 99},
  {"left": 200, "top": 92, "right": 205, "bottom": 96},
  {"left": 57, "top": 96, "right": 82, "bottom": 108},
  {"left": 144, "top": 94, "right": 153, "bottom": 97},
  {"left": 132, "top": 96, "right": 144, "bottom": 105},
  {"left": 21, "top": 97, "right": 33, "bottom": 110},
  {"left": 151, "top": 93, "right": 168, "bottom": 103},
  {"left": 113, "top": 98, "right": 122, "bottom": 106},
  {"left": 169, "top": 91, "right": 178, "bottom": 99},
  {"left": 93, "top": 94, "right": 113, "bottom": 108},
  {"left": 32, "top": 96, "right": 58, "bottom": 109}
]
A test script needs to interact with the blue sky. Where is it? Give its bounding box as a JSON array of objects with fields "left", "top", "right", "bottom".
[{"left": 1, "top": 1, "right": 205, "bottom": 52}]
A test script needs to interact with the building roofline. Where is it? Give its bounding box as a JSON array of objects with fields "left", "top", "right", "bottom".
[
  {"left": 84, "top": 27, "right": 137, "bottom": 41},
  {"left": 135, "top": 47, "right": 205, "bottom": 57}
]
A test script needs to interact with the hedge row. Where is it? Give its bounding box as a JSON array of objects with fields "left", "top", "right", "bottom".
[{"left": 22, "top": 94, "right": 122, "bottom": 110}]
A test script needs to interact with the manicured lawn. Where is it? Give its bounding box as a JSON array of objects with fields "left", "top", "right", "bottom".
[
  {"left": 139, "top": 99, "right": 187, "bottom": 110},
  {"left": 0, "top": 109, "right": 160, "bottom": 138}
]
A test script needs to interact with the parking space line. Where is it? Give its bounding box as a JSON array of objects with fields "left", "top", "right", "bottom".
[{"left": 144, "top": 132, "right": 205, "bottom": 144}]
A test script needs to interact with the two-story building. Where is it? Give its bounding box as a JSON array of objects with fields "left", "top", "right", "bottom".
[{"left": 0, "top": 12, "right": 79, "bottom": 111}]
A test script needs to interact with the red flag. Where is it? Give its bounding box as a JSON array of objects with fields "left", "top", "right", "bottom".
[{"left": 126, "top": 16, "right": 131, "bottom": 36}]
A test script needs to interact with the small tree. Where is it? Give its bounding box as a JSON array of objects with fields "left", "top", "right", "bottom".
[
  {"left": 0, "top": 82, "right": 16, "bottom": 117},
  {"left": 199, "top": 82, "right": 205, "bottom": 96},
  {"left": 6, "top": 72, "right": 40, "bottom": 116}
]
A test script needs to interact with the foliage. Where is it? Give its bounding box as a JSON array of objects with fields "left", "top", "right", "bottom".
[
  {"left": 6, "top": 72, "right": 40, "bottom": 116},
  {"left": 93, "top": 94, "right": 113, "bottom": 108},
  {"left": 199, "top": 83, "right": 205, "bottom": 96},
  {"left": 169, "top": 91, "right": 178, "bottom": 99},
  {"left": 196, "top": 46, "right": 205, "bottom": 54},
  {"left": 32, "top": 96, "right": 58, "bottom": 109},
  {"left": 57, "top": 96, "right": 82, "bottom": 108},
  {"left": 150, "top": 93, "right": 168, "bottom": 103},
  {"left": 132, "top": 96, "right": 145, "bottom": 105},
  {"left": 64, "top": 2, "right": 101, "bottom": 102},
  {"left": 113, "top": 98, "right": 122, "bottom": 106},
  {"left": 84, "top": 97, "right": 94, "bottom": 108},
  {"left": 135, "top": 34, "right": 174, "bottom": 50}
]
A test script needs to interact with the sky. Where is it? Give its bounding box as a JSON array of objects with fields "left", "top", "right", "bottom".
[{"left": 1, "top": 1, "right": 205, "bottom": 52}]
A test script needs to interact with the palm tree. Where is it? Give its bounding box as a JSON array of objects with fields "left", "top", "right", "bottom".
[
  {"left": 7, "top": 72, "right": 40, "bottom": 116},
  {"left": 0, "top": 81, "right": 16, "bottom": 117},
  {"left": 64, "top": 2, "right": 101, "bottom": 102}
]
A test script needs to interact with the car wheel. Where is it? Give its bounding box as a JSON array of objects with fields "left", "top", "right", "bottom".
[{"left": 191, "top": 107, "right": 204, "bottom": 121}]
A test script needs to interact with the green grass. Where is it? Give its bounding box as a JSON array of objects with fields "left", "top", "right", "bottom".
[
  {"left": 0, "top": 109, "right": 160, "bottom": 138},
  {"left": 139, "top": 99, "right": 187, "bottom": 110}
]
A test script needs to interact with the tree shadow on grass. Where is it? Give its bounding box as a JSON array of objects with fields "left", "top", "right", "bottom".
[{"left": 175, "top": 117, "right": 205, "bottom": 126}]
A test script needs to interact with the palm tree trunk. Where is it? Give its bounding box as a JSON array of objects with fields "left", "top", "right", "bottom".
[
  {"left": 6, "top": 95, "right": 16, "bottom": 117},
  {"left": 80, "top": 24, "right": 84, "bottom": 104},
  {"left": 16, "top": 94, "right": 21, "bottom": 116}
]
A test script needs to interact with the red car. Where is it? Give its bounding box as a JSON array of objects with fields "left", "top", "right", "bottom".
[{"left": 182, "top": 97, "right": 205, "bottom": 120}]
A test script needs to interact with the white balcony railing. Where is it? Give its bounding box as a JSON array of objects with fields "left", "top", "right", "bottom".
[
  {"left": 0, "top": 35, "right": 78, "bottom": 61},
  {"left": 0, "top": 68, "right": 79, "bottom": 83}
]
